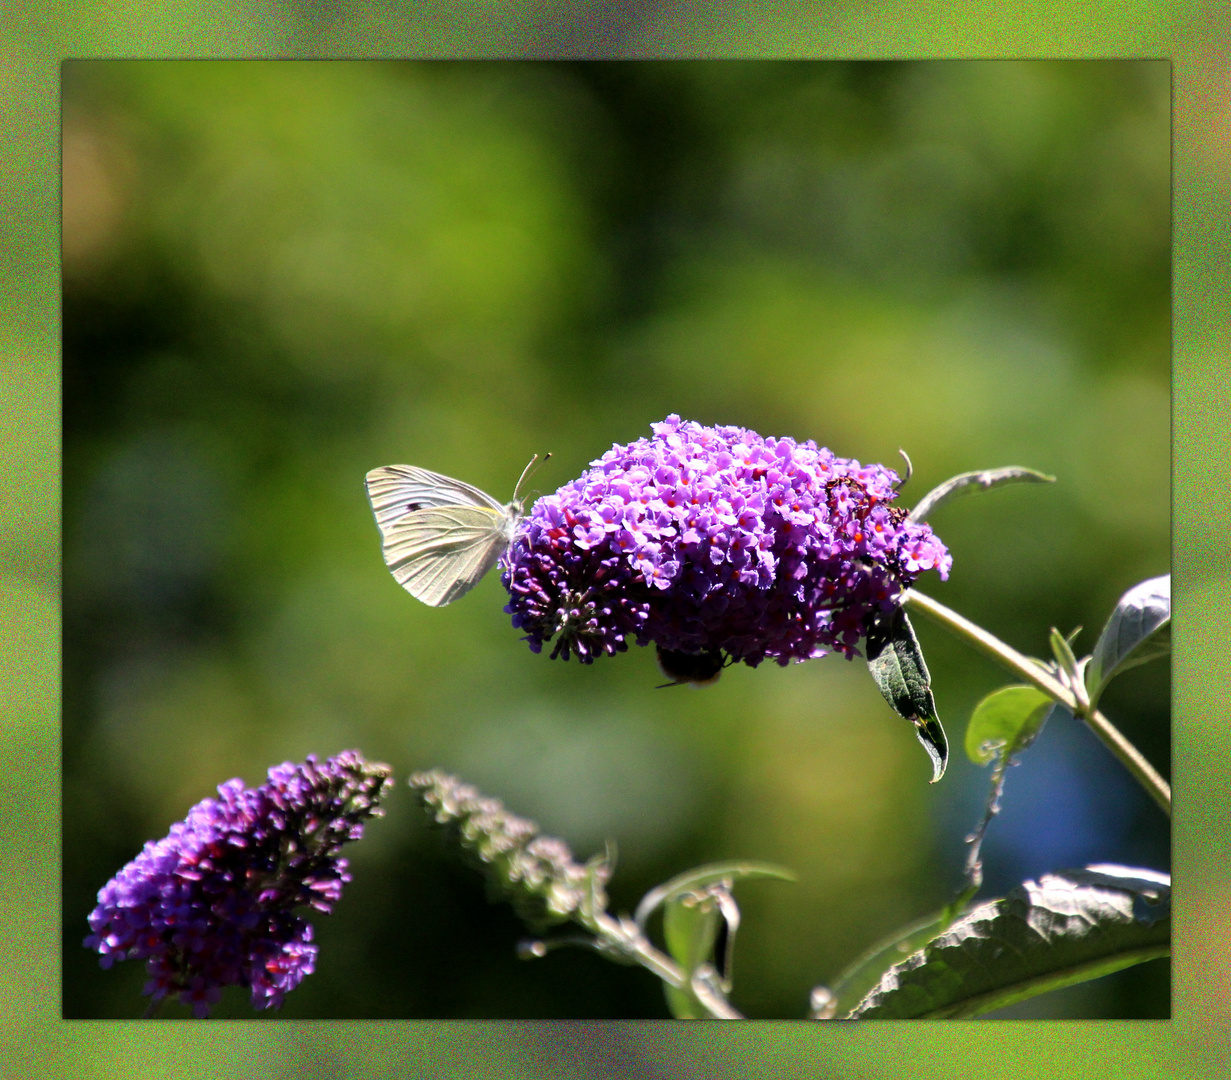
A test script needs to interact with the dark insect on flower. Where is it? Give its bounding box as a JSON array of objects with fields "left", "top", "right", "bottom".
[
  {"left": 83, "top": 751, "right": 391, "bottom": 1018},
  {"left": 655, "top": 646, "right": 727, "bottom": 687},
  {"left": 502, "top": 415, "right": 951, "bottom": 670}
]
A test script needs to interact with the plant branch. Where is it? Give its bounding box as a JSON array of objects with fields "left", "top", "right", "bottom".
[
  {"left": 901, "top": 589, "right": 1171, "bottom": 818},
  {"left": 587, "top": 911, "right": 745, "bottom": 1019}
]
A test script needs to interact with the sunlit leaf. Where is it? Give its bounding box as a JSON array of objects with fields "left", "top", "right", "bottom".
[
  {"left": 964, "top": 684, "right": 1056, "bottom": 766},
  {"left": 846, "top": 865, "right": 1170, "bottom": 1018},
  {"left": 1085, "top": 575, "right": 1171, "bottom": 707},
  {"left": 906, "top": 466, "right": 1055, "bottom": 524},
  {"left": 865, "top": 607, "right": 947, "bottom": 781},
  {"left": 815, "top": 910, "right": 948, "bottom": 1019}
]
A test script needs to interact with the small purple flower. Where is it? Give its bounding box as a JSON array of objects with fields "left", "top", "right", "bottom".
[
  {"left": 84, "top": 751, "right": 392, "bottom": 1017},
  {"left": 502, "top": 416, "right": 952, "bottom": 668}
]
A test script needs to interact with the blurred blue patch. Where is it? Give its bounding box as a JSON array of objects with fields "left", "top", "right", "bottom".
[{"left": 940, "top": 708, "right": 1168, "bottom": 900}]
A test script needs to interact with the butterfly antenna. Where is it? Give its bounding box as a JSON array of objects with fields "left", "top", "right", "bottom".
[
  {"left": 515, "top": 452, "right": 552, "bottom": 501},
  {"left": 895, "top": 449, "right": 913, "bottom": 490}
]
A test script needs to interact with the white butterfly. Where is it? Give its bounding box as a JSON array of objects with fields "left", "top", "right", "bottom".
[{"left": 365, "top": 455, "right": 547, "bottom": 607}]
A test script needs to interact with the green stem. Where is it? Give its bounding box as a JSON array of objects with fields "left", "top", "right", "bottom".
[
  {"left": 901, "top": 589, "right": 1171, "bottom": 819},
  {"left": 586, "top": 910, "right": 745, "bottom": 1019}
]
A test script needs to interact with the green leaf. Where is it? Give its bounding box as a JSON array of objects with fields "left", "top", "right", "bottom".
[
  {"left": 964, "top": 684, "right": 1056, "bottom": 766},
  {"left": 638, "top": 861, "right": 794, "bottom": 1020},
  {"left": 1048, "top": 627, "right": 1082, "bottom": 687},
  {"left": 845, "top": 865, "right": 1170, "bottom": 1018},
  {"left": 662, "top": 890, "right": 728, "bottom": 1019},
  {"left": 578, "top": 842, "right": 615, "bottom": 923},
  {"left": 663, "top": 891, "right": 725, "bottom": 972},
  {"left": 906, "top": 466, "right": 1055, "bottom": 524},
  {"left": 664, "top": 981, "right": 706, "bottom": 1020},
  {"left": 816, "top": 910, "right": 948, "bottom": 1018},
  {"left": 1085, "top": 574, "right": 1171, "bottom": 708},
  {"left": 634, "top": 860, "right": 796, "bottom": 929},
  {"left": 865, "top": 607, "right": 947, "bottom": 781}
]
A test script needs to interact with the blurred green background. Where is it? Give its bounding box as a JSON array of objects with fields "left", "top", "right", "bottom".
[{"left": 59, "top": 59, "right": 1171, "bottom": 1022}]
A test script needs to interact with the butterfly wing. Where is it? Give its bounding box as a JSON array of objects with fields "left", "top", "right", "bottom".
[
  {"left": 378, "top": 504, "right": 514, "bottom": 607},
  {"left": 365, "top": 465, "right": 506, "bottom": 533}
]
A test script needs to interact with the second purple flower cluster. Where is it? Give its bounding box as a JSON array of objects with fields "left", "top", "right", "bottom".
[
  {"left": 502, "top": 415, "right": 951, "bottom": 668},
  {"left": 83, "top": 751, "right": 390, "bottom": 1017}
]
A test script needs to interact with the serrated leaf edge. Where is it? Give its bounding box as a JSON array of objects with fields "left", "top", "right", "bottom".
[{"left": 846, "top": 868, "right": 1170, "bottom": 1019}]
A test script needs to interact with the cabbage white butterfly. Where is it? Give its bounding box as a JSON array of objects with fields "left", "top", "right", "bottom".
[{"left": 365, "top": 454, "right": 547, "bottom": 607}]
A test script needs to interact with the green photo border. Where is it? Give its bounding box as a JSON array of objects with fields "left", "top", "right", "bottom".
[{"left": 7, "top": 5, "right": 1224, "bottom": 1076}]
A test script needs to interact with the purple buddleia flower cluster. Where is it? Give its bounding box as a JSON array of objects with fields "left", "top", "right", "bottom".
[
  {"left": 502, "top": 415, "right": 951, "bottom": 668},
  {"left": 84, "top": 751, "right": 391, "bottom": 1018}
]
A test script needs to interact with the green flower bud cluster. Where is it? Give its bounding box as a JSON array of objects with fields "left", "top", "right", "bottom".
[{"left": 409, "top": 770, "right": 602, "bottom": 929}]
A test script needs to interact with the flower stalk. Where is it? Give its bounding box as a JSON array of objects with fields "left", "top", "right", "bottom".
[{"left": 409, "top": 769, "right": 744, "bottom": 1019}]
